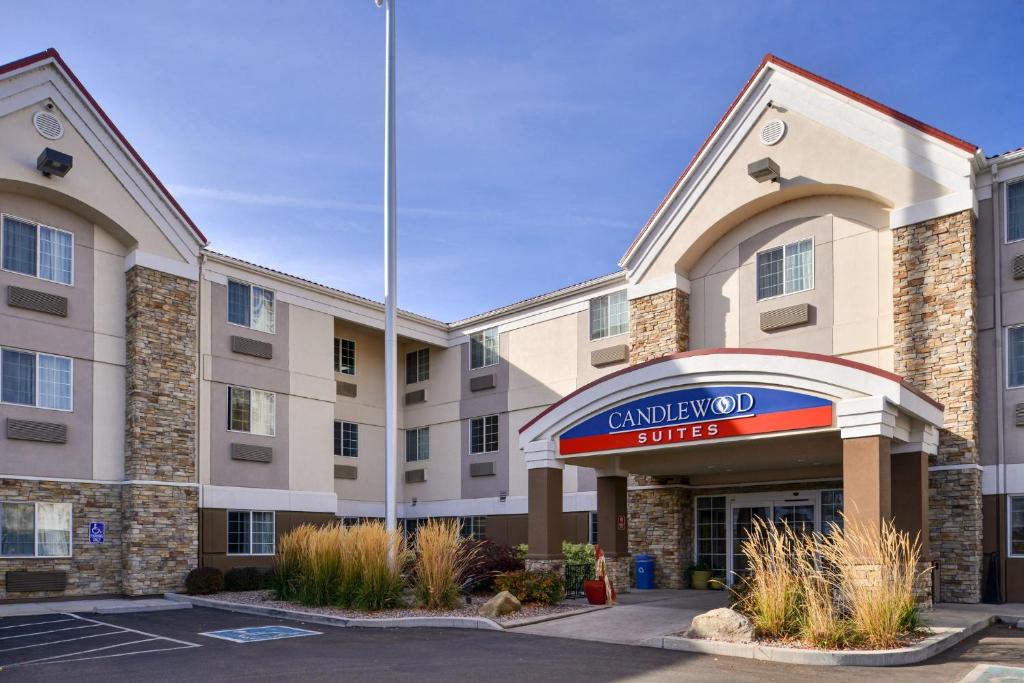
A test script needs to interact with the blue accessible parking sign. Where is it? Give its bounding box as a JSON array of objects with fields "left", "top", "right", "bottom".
[{"left": 89, "top": 522, "right": 105, "bottom": 543}]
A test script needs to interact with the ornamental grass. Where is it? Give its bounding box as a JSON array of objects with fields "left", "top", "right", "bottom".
[
  {"left": 412, "top": 518, "right": 478, "bottom": 609},
  {"left": 736, "top": 518, "right": 802, "bottom": 639}
]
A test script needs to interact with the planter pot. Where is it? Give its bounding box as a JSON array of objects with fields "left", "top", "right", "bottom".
[
  {"left": 583, "top": 579, "right": 607, "bottom": 605},
  {"left": 691, "top": 570, "right": 713, "bottom": 590}
]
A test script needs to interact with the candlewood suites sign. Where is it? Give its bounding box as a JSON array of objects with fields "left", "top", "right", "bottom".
[{"left": 558, "top": 386, "right": 833, "bottom": 456}]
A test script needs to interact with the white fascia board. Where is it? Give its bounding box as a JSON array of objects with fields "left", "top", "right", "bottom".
[
  {"left": 339, "top": 492, "right": 598, "bottom": 519},
  {"left": 202, "top": 485, "right": 338, "bottom": 514},
  {"left": 889, "top": 190, "right": 975, "bottom": 229},
  {"left": 982, "top": 464, "right": 1024, "bottom": 496},
  {"left": 0, "top": 64, "right": 204, "bottom": 263},
  {"left": 126, "top": 249, "right": 199, "bottom": 280},
  {"left": 627, "top": 272, "right": 691, "bottom": 299}
]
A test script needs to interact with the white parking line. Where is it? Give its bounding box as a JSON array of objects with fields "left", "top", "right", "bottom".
[
  {"left": 0, "top": 617, "right": 76, "bottom": 630},
  {"left": 8, "top": 638, "right": 160, "bottom": 667},
  {"left": 0, "top": 623, "right": 102, "bottom": 639},
  {"left": 0, "top": 629, "right": 124, "bottom": 653},
  {"left": 66, "top": 613, "right": 202, "bottom": 648}
]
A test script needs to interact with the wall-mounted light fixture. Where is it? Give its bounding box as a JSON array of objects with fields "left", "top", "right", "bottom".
[
  {"left": 411, "top": 497, "right": 417, "bottom": 506},
  {"left": 747, "top": 157, "right": 780, "bottom": 183},
  {"left": 37, "top": 148, "right": 73, "bottom": 177},
  {"left": 499, "top": 490, "right": 508, "bottom": 503}
]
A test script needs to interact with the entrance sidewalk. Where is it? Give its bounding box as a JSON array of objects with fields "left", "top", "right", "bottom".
[{"left": 0, "top": 597, "right": 190, "bottom": 617}]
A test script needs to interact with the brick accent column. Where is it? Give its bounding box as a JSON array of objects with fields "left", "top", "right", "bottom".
[
  {"left": 122, "top": 266, "right": 199, "bottom": 595},
  {"left": 893, "top": 208, "right": 981, "bottom": 603},
  {"left": 628, "top": 288, "right": 689, "bottom": 364}
]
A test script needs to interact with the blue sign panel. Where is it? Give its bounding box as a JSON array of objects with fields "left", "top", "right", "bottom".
[{"left": 89, "top": 522, "right": 105, "bottom": 544}]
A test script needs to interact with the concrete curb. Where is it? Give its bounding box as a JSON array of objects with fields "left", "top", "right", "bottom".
[
  {"left": 641, "top": 617, "right": 995, "bottom": 666},
  {"left": 165, "top": 593, "right": 502, "bottom": 631},
  {"left": 94, "top": 602, "right": 192, "bottom": 615},
  {"left": 501, "top": 604, "right": 609, "bottom": 628}
]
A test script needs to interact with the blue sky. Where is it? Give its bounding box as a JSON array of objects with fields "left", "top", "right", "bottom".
[{"left": 6, "top": 1, "right": 1023, "bottom": 321}]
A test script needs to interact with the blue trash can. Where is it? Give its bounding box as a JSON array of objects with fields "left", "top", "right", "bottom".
[{"left": 635, "top": 554, "right": 655, "bottom": 590}]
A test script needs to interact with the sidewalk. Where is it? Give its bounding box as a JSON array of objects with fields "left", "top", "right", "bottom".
[{"left": 0, "top": 597, "right": 191, "bottom": 617}]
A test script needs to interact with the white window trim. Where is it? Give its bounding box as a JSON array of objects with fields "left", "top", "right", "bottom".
[
  {"left": 0, "top": 346, "right": 74, "bottom": 412},
  {"left": 469, "top": 328, "right": 499, "bottom": 370},
  {"left": 226, "top": 278, "right": 276, "bottom": 334},
  {"left": 0, "top": 213, "right": 75, "bottom": 287},
  {"left": 338, "top": 421, "right": 359, "bottom": 458},
  {"left": 589, "top": 290, "right": 630, "bottom": 341},
  {"left": 1009, "top": 495, "right": 1024, "bottom": 559},
  {"left": 227, "top": 385, "right": 276, "bottom": 437},
  {"left": 1006, "top": 324, "right": 1024, "bottom": 389},
  {"left": 226, "top": 509, "right": 276, "bottom": 556},
  {"left": 1004, "top": 179, "right": 1024, "bottom": 245},
  {"left": 755, "top": 237, "right": 815, "bottom": 302},
  {"left": 336, "top": 338, "right": 356, "bottom": 376},
  {"left": 0, "top": 501, "right": 74, "bottom": 559},
  {"left": 469, "top": 414, "right": 500, "bottom": 455}
]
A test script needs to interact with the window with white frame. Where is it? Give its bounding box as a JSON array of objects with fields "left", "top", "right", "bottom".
[
  {"left": 1008, "top": 180, "right": 1024, "bottom": 242},
  {"left": 227, "top": 279, "right": 275, "bottom": 333},
  {"left": 1, "top": 215, "right": 73, "bottom": 285},
  {"left": 406, "top": 348, "right": 429, "bottom": 383},
  {"left": 589, "top": 290, "right": 629, "bottom": 340},
  {"left": 405, "top": 427, "right": 429, "bottom": 462},
  {"left": 335, "top": 338, "right": 356, "bottom": 375},
  {"left": 756, "top": 238, "right": 814, "bottom": 300},
  {"left": 695, "top": 496, "right": 726, "bottom": 572},
  {"left": 227, "top": 510, "right": 275, "bottom": 555},
  {"left": 469, "top": 327, "right": 498, "bottom": 369},
  {"left": 1009, "top": 326, "right": 1024, "bottom": 388},
  {"left": 821, "top": 489, "right": 844, "bottom": 534},
  {"left": 1, "top": 347, "right": 72, "bottom": 411},
  {"left": 228, "top": 386, "right": 275, "bottom": 436},
  {"left": 0, "top": 502, "right": 72, "bottom": 557},
  {"left": 470, "top": 415, "right": 499, "bottom": 454},
  {"left": 334, "top": 421, "right": 358, "bottom": 457},
  {"left": 460, "top": 516, "right": 486, "bottom": 541},
  {"left": 1011, "top": 496, "right": 1024, "bottom": 556}
]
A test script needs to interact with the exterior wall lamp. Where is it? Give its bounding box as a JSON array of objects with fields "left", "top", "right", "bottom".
[{"left": 37, "top": 147, "right": 73, "bottom": 177}]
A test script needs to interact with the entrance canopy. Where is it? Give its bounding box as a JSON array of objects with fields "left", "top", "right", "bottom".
[{"left": 519, "top": 349, "right": 944, "bottom": 474}]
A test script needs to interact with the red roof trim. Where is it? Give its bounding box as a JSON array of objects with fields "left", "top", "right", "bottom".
[
  {"left": 0, "top": 49, "right": 208, "bottom": 244},
  {"left": 624, "top": 54, "right": 978, "bottom": 259},
  {"left": 518, "top": 347, "right": 943, "bottom": 435}
]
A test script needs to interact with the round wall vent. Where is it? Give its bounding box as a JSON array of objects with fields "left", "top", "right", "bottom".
[
  {"left": 33, "top": 110, "right": 64, "bottom": 140},
  {"left": 760, "top": 118, "right": 786, "bottom": 146}
]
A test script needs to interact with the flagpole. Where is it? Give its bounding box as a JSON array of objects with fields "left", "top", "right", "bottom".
[{"left": 378, "top": 0, "right": 399, "bottom": 545}]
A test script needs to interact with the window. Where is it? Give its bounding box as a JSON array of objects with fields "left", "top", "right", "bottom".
[
  {"left": 1008, "top": 181, "right": 1024, "bottom": 242},
  {"left": 1, "top": 216, "right": 73, "bottom": 285},
  {"left": 589, "top": 511, "right": 599, "bottom": 545},
  {"left": 756, "top": 238, "right": 814, "bottom": 300},
  {"left": 0, "top": 502, "right": 72, "bottom": 557},
  {"left": 589, "top": 290, "right": 629, "bottom": 340},
  {"left": 1, "top": 347, "right": 72, "bottom": 411},
  {"left": 406, "top": 348, "right": 429, "bottom": 383},
  {"left": 228, "top": 386, "right": 275, "bottom": 436},
  {"left": 335, "top": 421, "right": 358, "bottom": 457},
  {"left": 405, "top": 427, "right": 429, "bottom": 462},
  {"left": 227, "top": 279, "right": 275, "bottom": 333},
  {"left": 1011, "top": 497, "right": 1024, "bottom": 556},
  {"left": 821, "top": 489, "right": 844, "bottom": 534},
  {"left": 1009, "top": 326, "right": 1024, "bottom": 388},
  {"left": 695, "top": 496, "right": 726, "bottom": 573},
  {"left": 335, "top": 338, "right": 356, "bottom": 375},
  {"left": 460, "top": 516, "right": 486, "bottom": 541},
  {"left": 470, "top": 415, "right": 499, "bottom": 454},
  {"left": 227, "top": 510, "right": 275, "bottom": 555},
  {"left": 469, "top": 327, "right": 498, "bottom": 369}
]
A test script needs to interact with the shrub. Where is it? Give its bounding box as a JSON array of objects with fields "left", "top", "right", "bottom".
[
  {"left": 561, "top": 541, "right": 595, "bottom": 567},
  {"left": 413, "top": 519, "right": 478, "bottom": 609},
  {"left": 465, "top": 540, "right": 524, "bottom": 592},
  {"left": 495, "top": 569, "right": 564, "bottom": 606},
  {"left": 185, "top": 567, "right": 224, "bottom": 595},
  {"left": 270, "top": 524, "right": 314, "bottom": 601},
  {"left": 224, "top": 566, "right": 268, "bottom": 592},
  {"left": 735, "top": 518, "right": 802, "bottom": 639},
  {"left": 514, "top": 544, "right": 529, "bottom": 560},
  {"left": 296, "top": 524, "right": 347, "bottom": 607},
  {"left": 350, "top": 520, "right": 409, "bottom": 611}
]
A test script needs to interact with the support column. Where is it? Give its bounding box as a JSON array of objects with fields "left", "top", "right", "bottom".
[
  {"left": 596, "top": 468, "right": 630, "bottom": 592},
  {"left": 842, "top": 435, "right": 892, "bottom": 528},
  {"left": 891, "top": 450, "right": 933, "bottom": 606},
  {"left": 524, "top": 442, "right": 563, "bottom": 573}
]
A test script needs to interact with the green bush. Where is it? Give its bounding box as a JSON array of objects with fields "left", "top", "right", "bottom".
[
  {"left": 185, "top": 567, "right": 224, "bottom": 595},
  {"left": 561, "top": 541, "right": 595, "bottom": 567},
  {"left": 224, "top": 566, "right": 268, "bottom": 592},
  {"left": 495, "top": 569, "right": 564, "bottom": 606}
]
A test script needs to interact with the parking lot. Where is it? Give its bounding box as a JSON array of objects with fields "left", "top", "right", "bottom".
[{"left": 0, "top": 606, "right": 1020, "bottom": 681}]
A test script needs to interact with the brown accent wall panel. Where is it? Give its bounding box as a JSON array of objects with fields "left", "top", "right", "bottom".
[
  {"left": 7, "top": 285, "right": 68, "bottom": 317},
  {"left": 230, "top": 335, "right": 273, "bottom": 359}
]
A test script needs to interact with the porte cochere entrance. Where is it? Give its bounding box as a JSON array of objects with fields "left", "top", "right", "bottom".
[{"left": 518, "top": 349, "right": 944, "bottom": 594}]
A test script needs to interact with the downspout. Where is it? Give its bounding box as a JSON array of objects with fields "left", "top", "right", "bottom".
[
  {"left": 992, "top": 162, "right": 1006, "bottom": 603},
  {"left": 197, "top": 252, "right": 206, "bottom": 568}
]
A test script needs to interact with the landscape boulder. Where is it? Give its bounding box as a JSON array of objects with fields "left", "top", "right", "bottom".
[
  {"left": 479, "top": 590, "right": 522, "bottom": 618},
  {"left": 685, "top": 607, "right": 755, "bottom": 643}
]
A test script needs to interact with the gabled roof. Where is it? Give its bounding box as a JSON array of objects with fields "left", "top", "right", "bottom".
[
  {"left": 0, "top": 48, "right": 208, "bottom": 244},
  {"left": 621, "top": 54, "right": 978, "bottom": 269}
]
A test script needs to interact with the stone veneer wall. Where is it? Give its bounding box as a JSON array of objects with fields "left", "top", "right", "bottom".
[
  {"left": 0, "top": 479, "right": 123, "bottom": 599},
  {"left": 628, "top": 289, "right": 689, "bottom": 365},
  {"left": 122, "top": 266, "right": 199, "bottom": 595},
  {"left": 892, "top": 209, "right": 981, "bottom": 603}
]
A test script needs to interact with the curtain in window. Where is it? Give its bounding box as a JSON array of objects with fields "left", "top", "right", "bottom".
[
  {"left": 228, "top": 511, "right": 250, "bottom": 554},
  {"left": 36, "top": 503, "right": 71, "bottom": 557},
  {"left": 251, "top": 511, "right": 274, "bottom": 554},
  {"left": 251, "top": 390, "right": 275, "bottom": 436},
  {"left": 37, "top": 354, "right": 72, "bottom": 410},
  {"left": 227, "top": 281, "right": 251, "bottom": 327},
  {"left": 1, "top": 503, "right": 35, "bottom": 556},
  {"left": 1, "top": 349, "right": 35, "bottom": 406},
  {"left": 2, "top": 217, "right": 37, "bottom": 277},
  {"left": 784, "top": 239, "right": 814, "bottom": 293},
  {"left": 229, "top": 387, "right": 251, "bottom": 432},
  {"left": 251, "top": 286, "right": 275, "bottom": 332},
  {"left": 1009, "top": 182, "right": 1024, "bottom": 242},
  {"left": 39, "top": 227, "right": 73, "bottom": 284}
]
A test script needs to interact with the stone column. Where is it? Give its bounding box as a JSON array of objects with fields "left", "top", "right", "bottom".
[
  {"left": 122, "top": 265, "right": 199, "bottom": 595},
  {"left": 893, "top": 208, "right": 981, "bottom": 603},
  {"left": 524, "top": 442, "right": 563, "bottom": 573},
  {"left": 628, "top": 287, "right": 688, "bottom": 365}
]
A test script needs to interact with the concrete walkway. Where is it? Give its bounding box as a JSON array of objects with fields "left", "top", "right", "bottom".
[
  {"left": 510, "top": 589, "right": 728, "bottom": 644},
  {"left": 0, "top": 597, "right": 190, "bottom": 617}
]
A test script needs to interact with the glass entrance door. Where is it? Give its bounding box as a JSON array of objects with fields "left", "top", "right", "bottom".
[
  {"left": 773, "top": 503, "right": 815, "bottom": 537},
  {"left": 732, "top": 505, "right": 770, "bottom": 576}
]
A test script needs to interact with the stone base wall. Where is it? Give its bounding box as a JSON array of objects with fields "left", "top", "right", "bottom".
[
  {"left": 0, "top": 479, "right": 122, "bottom": 600},
  {"left": 627, "top": 481, "right": 691, "bottom": 589},
  {"left": 604, "top": 555, "right": 631, "bottom": 594},
  {"left": 629, "top": 289, "right": 689, "bottom": 365},
  {"left": 121, "top": 484, "right": 198, "bottom": 596},
  {"left": 525, "top": 558, "right": 564, "bottom": 575},
  {"left": 929, "top": 468, "right": 982, "bottom": 603}
]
